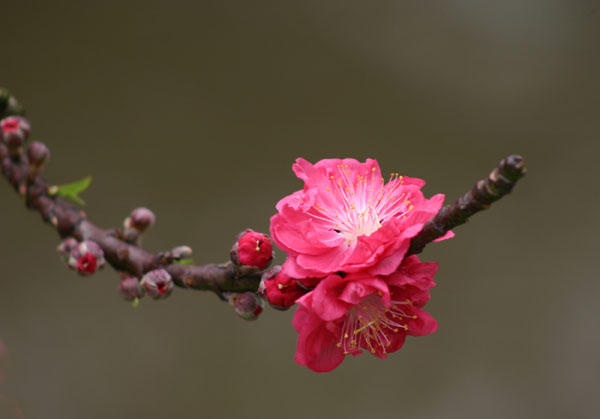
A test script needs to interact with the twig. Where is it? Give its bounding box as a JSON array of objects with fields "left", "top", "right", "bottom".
[{"left": 407, "top": 155, "right": 526, "bottom": 255}]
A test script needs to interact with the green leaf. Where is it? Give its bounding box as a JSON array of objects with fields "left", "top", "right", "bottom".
[
  {"left": 174, "top": 258, "right": 195, "bottom": 266},
  {"left": 132, "top": 298, "right": 139, "bottom": 309},
  {"left": 55, "top": 176, "right": 92, "bottom": 205}
]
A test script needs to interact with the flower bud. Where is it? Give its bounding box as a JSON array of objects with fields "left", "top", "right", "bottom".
[
  {"left": 57, "top": 237, "right": 78, "bottom": 260},
  {"left": 230, "top": 229, "right": 273, "bottom": 272},
  {"left": 118, "top": 274, "right": 144, "bottom": 301},
  {"left": 68, "top": 240, "right": 106, "bottom": 275},
  {"left": 258, "top": 266, "right": 306, "bottom": 310},
  {"left": 26, "top": 141, "right": 50, "bottom": 168},
  {"left": 0, "top": 116, "right": 30, "bottom": 152},
  {"left": 171, "top": 245, "right": 192, "bottom": 260},
  {"left": 226, "top": 292, "right": 264, "bottom": 320},
  {"left": 124, "top": 207, "right": 155, "bottom": 232},
  {"left": 140, "top": 269, "right": 173, "bottom": 299}
]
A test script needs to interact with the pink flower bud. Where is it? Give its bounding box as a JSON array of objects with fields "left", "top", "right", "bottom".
[
  {"left": 259, "top": 266, "right": 306, "bottom": 310},
  {"left": 57, "top": 237, "right": 78, "bottom": 260},
  {"left": 125, "top": 207, "right": 155, "bottom": 232},
  {"left": 140, "top": 269, "right": 173, "bottom": 299},
  {"left": 118, "top": 274, "right": 144, "bottom": 301},
  {"left": 171, "top": 245, "right": 192, "bottom": 260},
  {"left": 68, "top": 240, "right": 106, "bottom": 275},
  {"left": 26, "top": 141, "right": 50, "bottom": 168},
  {"left": 230, "top": 230, "right": 273, "bottom": 272},
  {"left": 0, "top": 116, "right": 30, "bottom": 150},
  {"left": 226, "top": 292, "right": 264, "bottom": 320}
]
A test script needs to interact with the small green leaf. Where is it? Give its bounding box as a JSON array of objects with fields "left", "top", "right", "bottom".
[
  {"left": 55, "top": 176, "right": 92, "bottom": 205},
  {"left": 174, "top": 258, "right": 195, "bottom": 266},
  {"left": 132, "top": 298, "right": 139, "bottom": 309}
]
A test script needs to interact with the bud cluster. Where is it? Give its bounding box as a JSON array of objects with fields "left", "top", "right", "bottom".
[
  {"left": 0, "top": 115, "right": 51, "bottom": 179},
  {"left": 230, "top": 229, "right": 273, "bottom": 274},
  {"left": 118, "top": 269, "right": 174, "bottom": 306}
]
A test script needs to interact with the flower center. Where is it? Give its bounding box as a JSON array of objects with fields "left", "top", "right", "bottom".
[
  {"left": 156, "top": 281, "right": 167, "bottom": 294},
  {"left": 77, "top": 253, "right": 97, "bottom": 274},
  {"left": 1, "top": 119, "right": 19, "bottom": 133},
  {"left": 310, "top": 164, "right": 414, "bottom": 244},
  {"left": 336, "top": 294, "right": 416, "bottom": 355}
]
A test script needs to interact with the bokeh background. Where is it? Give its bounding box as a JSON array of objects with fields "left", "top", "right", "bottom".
[{"left": 1, "top": 1, "right": 599, "bottom": 418}]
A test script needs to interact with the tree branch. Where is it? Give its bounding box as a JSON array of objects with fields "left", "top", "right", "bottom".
[
  {"left": 1, "top": 88, "right": 526, "bottom": 306},
  {"left": 407, "top": 154, "right": 526, "bottom": 255},
  {"left": 0, "top": 89, "right": 262, "bottom": 299}
]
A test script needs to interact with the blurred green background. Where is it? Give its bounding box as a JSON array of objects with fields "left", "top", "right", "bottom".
[{"left": 1, "top": 1, "right": 599, "bottom": 418}]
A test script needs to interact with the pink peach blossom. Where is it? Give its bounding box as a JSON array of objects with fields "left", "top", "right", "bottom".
[
  {"left": 293, "top": 255, "right": 438, "bottom": 372},
  {"left": 271, "top": 158, "right": 450, "bottom": 279}
]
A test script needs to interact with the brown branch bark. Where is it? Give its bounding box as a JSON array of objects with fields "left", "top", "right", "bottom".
[{"left": 407, "top": 154, "right": 526, "bottom": 255}]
